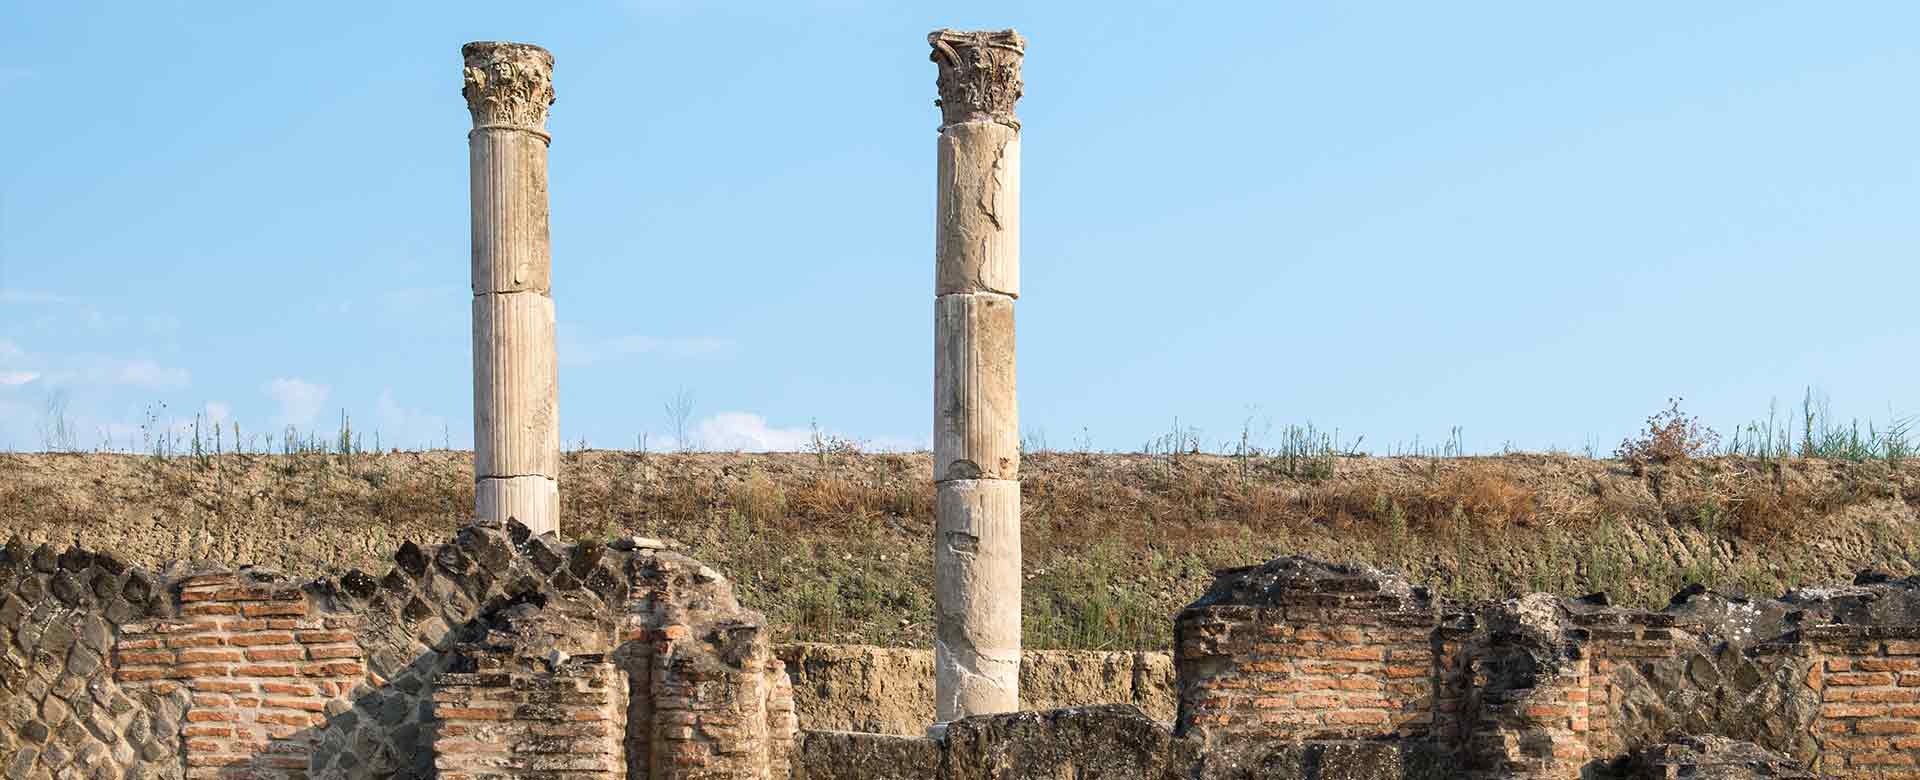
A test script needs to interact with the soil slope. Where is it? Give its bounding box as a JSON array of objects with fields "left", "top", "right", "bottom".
[{"left": 2, "top": 450, "right": 1915, "bottom": 648}]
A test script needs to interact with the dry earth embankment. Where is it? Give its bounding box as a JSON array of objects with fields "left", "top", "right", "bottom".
[{"left": 2, "top": 450, "right": 1916, "bottom": 648}]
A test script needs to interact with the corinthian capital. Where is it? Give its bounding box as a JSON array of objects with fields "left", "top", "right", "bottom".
[
  {"left": 462, "top": 42, "right": 555, "bottom": 133},
  {"left": 929, "top": 29, "right": 1025, "bottom": 130}
]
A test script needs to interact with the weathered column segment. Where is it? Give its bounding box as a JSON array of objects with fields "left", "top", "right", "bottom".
[
  {"left": 463, "top": 41, "right": 561, "bottom": 535},
  {"left": 929, "top": 28, "right": 1025, "bottom": 724}
]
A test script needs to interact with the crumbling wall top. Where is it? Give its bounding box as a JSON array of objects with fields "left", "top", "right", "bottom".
[{"left": 1182, "top": 555, "right": 1434, "bottom": 616}]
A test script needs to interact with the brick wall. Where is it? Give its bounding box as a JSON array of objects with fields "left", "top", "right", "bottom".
[
  {"left": 4, "top": 521, "right": 798, "bottom": 780},
  {"left": 1806, "top": 626, "right": 1920, "bottom": 778},
  {"left": 116, "top": 572, "right": 368, "bottom": 780},
  {"left": 1463, "top": 627, "right": 1590, "bottom": 778},
  {"left": 432, "top": 651, "right": 627, "bottom": 780},
  {"left": 648, "top": 620, "right": 792, "bottom": 779},
  {"left": 1174, "top": 558, "right": 1439, "bottom": 747}
]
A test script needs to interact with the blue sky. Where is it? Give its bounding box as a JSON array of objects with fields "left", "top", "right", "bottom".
[{"left": 1, "top": 2, "right": 1915, "bottom": 454}]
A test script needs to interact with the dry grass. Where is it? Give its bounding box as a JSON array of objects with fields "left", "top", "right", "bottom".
[{"left": 2, "top": 450, "right": 1917, "bottom": 650}]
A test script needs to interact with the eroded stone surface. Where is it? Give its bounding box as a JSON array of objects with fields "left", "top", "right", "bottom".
[
  {"left": 777, "top": 643, "right": 1175, "bottom": 735},
  {"left": 936, "top": 123, "right": 1019, "bottom": 298},
  {"left": 462, "top": 41, "right": 555, "bottom": 131},
  {"left": 934, "top": 479, "right": 1022, "bottom": 722},
  {"left": 930, "top": 28, "right": 1025, "bottom": 727},
  {"left": 465, "top": 41, "right": 561, "bottom": 535},
  {"left": 1630, "top": 736, "right": 1814, "bottom": 779},
  {"left": 0, "top": 520, "right": 795, "bottom": 780},
  {"left": 929, "top": 29, "right": 1025, "bottom": 130},
  {"left": 933, "top": 294, "right": 1018, "bottom": 482}
]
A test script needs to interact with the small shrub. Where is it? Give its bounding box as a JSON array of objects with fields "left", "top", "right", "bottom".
[{"left": 1617, "top": 398, "right": 1720, "bottom": 467}]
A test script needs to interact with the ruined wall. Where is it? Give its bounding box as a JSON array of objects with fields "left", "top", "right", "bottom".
[
  {"left": 1162, "top": 556, "right": 1920, "bottom": 779},
  {"left": 0, "top": 520, "right": 796, "bottom": 780},
  {"left": 1174, "top": 558, "right": 1440, "bottom": 747},
  {"left": 1, "top": 542, "right": 187, "bottom": 780},
  {"left": 775, "top": 644, "right": 1173, "bottom": 734},
  {"left": 15, "top": 521, "right": 1920, "bottom": 779},
  {"left": 1800, "top": 625, "right": 1920, "bottom": 777}
]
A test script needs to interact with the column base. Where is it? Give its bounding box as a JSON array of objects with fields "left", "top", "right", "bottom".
[{"left": 476, "top": 475, "right": 559, "bottom": 536}]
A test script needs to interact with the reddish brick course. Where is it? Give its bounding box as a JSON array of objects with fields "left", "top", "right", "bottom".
[
  {"left": 1175, "top": 559, "right": 1441, "bottom": 748},
  {"left": 1804, "top": 626, "right": 1920, "bottom": 778},
  {"left": 115, "top": 577, "right": 365, "bottom": 780},
  {"left": 432, "top": 653, "right": 628, "bottom": 780}
]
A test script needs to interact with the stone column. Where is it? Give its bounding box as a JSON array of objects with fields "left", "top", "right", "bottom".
[
  {"left": 929, "top": 28, "right": 1024, "bottom": 724},
  {"left": 462, "top": 42, "right": 560, "bottom": 535}
]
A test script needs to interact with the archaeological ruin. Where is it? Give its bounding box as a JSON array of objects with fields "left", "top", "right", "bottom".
[
  {"left": 930, "top": 29, "right": 1026, "bottom": 729},
  {"left": 465, "top": 41, "right": 562, "bottom": 536},
  {"left": 4, "top": 31, "right": 1920, "bottom": 780}
]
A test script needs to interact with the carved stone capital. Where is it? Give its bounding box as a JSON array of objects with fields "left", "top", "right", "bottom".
[
  {"left": 462, "top": 41, "right": 555, "bottom": 133},
  {"left": 929, "top": 29, "right": 1025, "bottom": 130}
]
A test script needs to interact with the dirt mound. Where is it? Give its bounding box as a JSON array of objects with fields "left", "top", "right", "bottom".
[{"left": 1, "top": 450, "right": 1915, "bottom": 648}]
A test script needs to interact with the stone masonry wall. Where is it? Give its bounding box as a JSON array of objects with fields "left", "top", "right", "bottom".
[
  {"left": 1162, "top": 556, "right": 1920, "bottom": 779},
  {"left": 1, "top": 541, "right": 188, "bottom": 780},
  {"left": 0, "top": 520, "right": 795, "bottom": 780},
  {"left": 16, "top": 523, "right": 1920, "bottom": 779}
]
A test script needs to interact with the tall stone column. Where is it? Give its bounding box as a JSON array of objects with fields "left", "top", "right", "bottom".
[
  {"left": 929, "top": 28, "right": 1024, "bottom": 724},
  {"left": 462, "top": 42, "right": 560, "bottom": 535}
]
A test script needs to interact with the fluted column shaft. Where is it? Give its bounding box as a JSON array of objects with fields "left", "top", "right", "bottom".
[
  {"left": 929, "top": 28, "right": 1025, "bottom": 724},
  {"left": 463, "top": 42, "right": 560, "bottom": 535}
]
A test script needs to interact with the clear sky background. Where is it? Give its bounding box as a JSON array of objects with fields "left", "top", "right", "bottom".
[{"left": 1, "top": 2, "right": 1915, "bottom": 454}]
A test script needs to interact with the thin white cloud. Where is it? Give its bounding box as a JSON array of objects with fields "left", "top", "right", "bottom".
[
  {"left": 693, "top": 412, "right": 817, "bottom": 452},
  {"left": 265, "top": 378, "right": 329, "bottom": 428},
  {"left": 559, "top": 333, "right": 737, "bottom": 366},
  {"left": 862, "top": 434, "right": 929, "bottom": 453},
  {"left": 376, "top": 388, "right": 452, "bottom": 449},
  {"left": 0, "top": 288, "right": 69, "bottom": 304},
  {"left": 205, "top": 401, "right": 231, "bottom": 424},
  {"left": 0, "top": 340, "right": 189, "bottom": 390},
  {"left": 110, "top": 359, "right": 190, "bottom": 389},
  {"left": 15, "top": 355, "right": 191, "bottom": 390}
]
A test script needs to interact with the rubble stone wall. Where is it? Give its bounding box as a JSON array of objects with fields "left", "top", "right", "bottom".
[
  {"left": 15, "top": 524, "right": 1920, "bottom": 779},
  {"left": 1162, "top": 556, "right": 1920, "bottom": 779},
  {"left": 0, "top": 521, "right": 795, "bottom": 780}
]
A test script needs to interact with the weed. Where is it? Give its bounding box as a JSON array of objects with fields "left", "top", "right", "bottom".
[
  {"left": 38, "top": 390, "right": 76, "bottom": 452},
  {"left": 1618, "top": 398, "right": 1719, "bottom": 467},
  {"left": 1144, "top": 417, "right": 1203, "bottom": 457},
  {"left": 806, "top": 420, "right": 862, "bottom": 466},
  {"left": 1273, "top": 423, "right": 1338, "bottom": 480},
  {"left": 664, "top": 388, "right": 697, "bottom": 453}
]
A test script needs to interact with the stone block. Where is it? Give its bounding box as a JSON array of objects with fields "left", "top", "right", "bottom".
[
  {"left": 468, "top": 130, "right": 553, "bottom": 295},
  {"left": 936, "top": 122, "right": 1019, "bottom": 298},
  {"left": 793, "top": 730, "right": 941, "bottom": 780},
  {"left": 471, "top": 292, "right": 559, "bottom": 480},
  {"left": 935, "top": 479, "right": 1022, "bottom": 721},
  {"left": 933, "top": 293, "right": 1017, "bottom": 481},
  {"left": 943, "top": 705, "right": 1188, "bottom": 780},
  {"left": 476, "top": 477, "right": 559, "bottom": 539}
]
